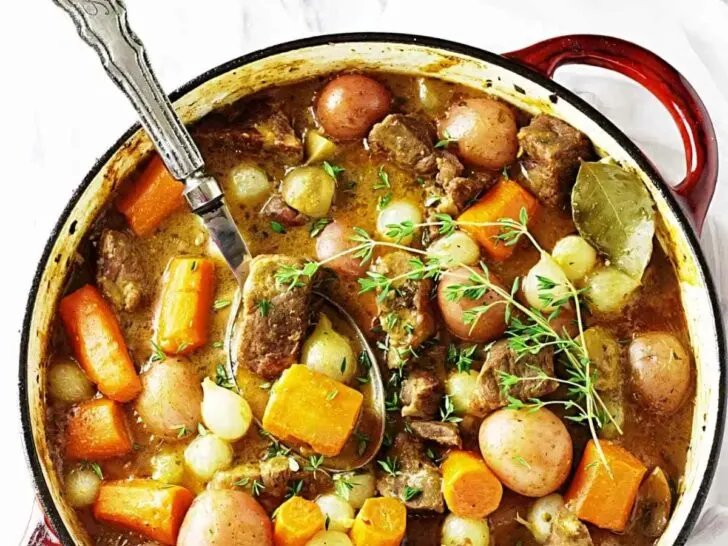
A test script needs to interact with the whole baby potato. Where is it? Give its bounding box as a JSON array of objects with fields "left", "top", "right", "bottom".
[
  {"left": 177, "top": 490, "right": 273, "bottom": 546},
  {"left": 479, "top": 408, "right": 572, "bottom": 497},
  {"left": 134, "top": 357, "right": 202, "bottom": 441}
]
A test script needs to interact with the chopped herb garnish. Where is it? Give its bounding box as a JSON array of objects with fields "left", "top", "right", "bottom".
[
  {"left": 354, "top": 430, "right": 370, "bottom": 457},
  {"left": 257, "top": 299, "right": 273, "bottom": 317},
  {"left": 434, "top": 130, "right": 457, "bottom": 149},
  {"left": 305, "top": 454, "right": 325, "bottom": 476},
  {"left": 233, "top": 477, "right": 250, "bottom": 488},
  {"left": 150, "top": 340, "right": 166, "bottom": 363},
  {"left": 198, "top": 423, "right": 208, "bottom": 436},
  {"left": 340, "top": 358, "right": 347, "bottom": 374},
  {"left": 81, "top": 461, "right": 104, "bottom": 480},
  {"left": 377, "top": 191, "right": 393, "bottom": 210},
  {"left": 251, "top": 479, "right": 265, "bottom": 497},
  {"left": 215, "top": 363, "right": 237, "bottom": 391},
  {"left": 325, "top": 514, "right": 331, "bottom": 529},
  {"left": 213, "top": 298, "right": 231, "bottom": 310},
  {"left": 310, "top": 217, "right": 332, "bottom": 238},
  {"left": 190, "top": 260, "right": 198, "bottom": 271},
  {"left": 334, "top": 474, "right": 355, "bottom": 499},
  {"left": 177, "top": 341, "right": 190, "bottom": 353},
  {"left": 323, "top": 161, "right": 345, "bottom": 179},
  {"left": 211, "top": 340, "right": 224, "bottom": 349},
  {"left": 403, "top": 486, "right": 422, "bottom": 501},
  {"left": 271, "top": 221, "right": 286, "bottom": 234},
  {"left": 440, "top": 395, "right": 463, "bottom": 423},
  {"left": 513, "top": 455, "right": 531, "bottom": 469},
  {"left": 374, "top": 167, "right": 391, "bottom": 190},
  {"left": 326, "top": 389, "right": 339, "bottom": 401},
  {"left": 377, "top": 456, "right": 400, "bottom": 477},
  {"left": 176, "top": 425, "right": 190, "bottom": 438},
  {"left": 285, "top": 479, "right": 304, "bottom": 499}
]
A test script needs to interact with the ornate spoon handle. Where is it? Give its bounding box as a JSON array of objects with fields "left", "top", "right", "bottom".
[{"left": 53, "top": 0, "right": 203, "bottom": 180}]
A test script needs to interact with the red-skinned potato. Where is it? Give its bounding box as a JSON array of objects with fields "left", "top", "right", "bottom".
[
  {"left": 438, "top": 98, "right": 518, "bottom": 169},
  {"left": 134, "top": 357, "right": 202, "bottom": 441},
  {"left": 177, "top": 490, "right": 273, "bottom": 546},
  {"left": 437, "top": 266, "right": 507, "bottom": 342},
  {"left": 316, "top": 74, "right": 392, "bottom": 140},
  {"left": 315, "top": 221, "right": 368, "bottom": 278}
]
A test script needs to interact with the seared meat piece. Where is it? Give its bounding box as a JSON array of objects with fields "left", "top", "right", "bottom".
[
  {"left": 235, "top": 255, "right": 313, "bottom": 379},
  {"left": 400, "top": 369, "right": 443, "bottom": 419},
  {"left": 372, "top": 251, "right": 436, "bottom": 368},
  {"left": 207, "top": 463, "right": 261, "bottom": 491},
  {"left": 368, "top": 114, "right": 438, "bottom": 174},
  {"left": 410, "top": 421, "right": 462, "bottom": 447},
  {"left": 546, "top": 506, "right": 594, "bottom": 546},
  {"left": 518, "top": 114, "right": 593, "bottom": 207},
  {"left": 96, "top": 229, "right": 146, "bottom": 312},
  {"left": 194, "top": 101, "right": 303, "bottom": 164},
  {"left": 424, "top": 152, "right": 497, "bottom": 239},
  {"left": 469, "top": 339, "right": 557, "bottom": 417},
  {"left": 260, "top": 194, "right": 308, "bottom": 227},
  {"left": 260, "top": 456, "right": 292, "bottom": 498},
  {"left": 376, "top": 433, "right": 444, "bottom": 512}
]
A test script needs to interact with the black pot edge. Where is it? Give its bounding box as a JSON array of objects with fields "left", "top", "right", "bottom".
[{"left": 19, "top": 32, "right": 725, "bottom": 545}]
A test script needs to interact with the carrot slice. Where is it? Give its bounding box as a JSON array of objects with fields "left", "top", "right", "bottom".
[
  {"left": 458, "top": 178, "right": 540, "bottom": 261},
  {"left": 262, "top": 365, "right": 364, "bottom": 456},
  {"left": 273, "top": 496, "right": 324, "bottom": 546},
  {"left": 156, "top": 257, "right": 215, "bottom": 355},
  {"left": 93, "top": 479, "right": 193, "bottom": 545},
  {"left": 565, "top": 439, "right": 647, "bottom": 532},
  {"left": 65, "top": 398, "right": 132, "bottom": 460},
  {"left": 116, "top": 156, "right": 185, "bottom": 237},
  {"left": 442, "top": 450, "right": 503, "bottom": 518},
  {"left": 59, "top": 284, "right": 141, "bottom": 402},
  {"left": 350, "top": 497, "right": 407, "bottom": 546}
]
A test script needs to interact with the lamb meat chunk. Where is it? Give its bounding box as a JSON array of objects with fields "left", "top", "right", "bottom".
[
  {"left": 518, "top": 114, "right": 593, "bottom": 207},
  {"left": 368, "top": 114, "right": 438, "bottom": 174},
  {"left": 96, "top": 229, "right": 146, "bottom": 312},
  {"left": 194, "top": 101, "right": 303, "bottom": 164},
  {"left": 372, "top": 251, "right": 436, "bottom": 368},
  {"left": 546, "top": 506, "right": 594, "bottom": 546},
  {"left": 443, "top": 172, "right": 497, "bottom": 212},
  {"left": 410, "top": 421, "right": 462, "bottom": 447},
  {"left": 235, "top": 255, "right": 313, "bottom": 379},
  {"left": 376, "top": 433, "right": 444, "bottom": 512},
  {"left": 260, "top": 456, "right": 293, "bottom": 498},
  {"left": 207, "top": 463, "right": 261, "bottom": 491},
  {"left": 400, "top": 369, "right": 443, "bottom": 419},
  {"left": 260, "top": 194, "right": 309, "bottom": 227},
  {"left": 469, "top": 339, "right": 557, "bottom": 417}
]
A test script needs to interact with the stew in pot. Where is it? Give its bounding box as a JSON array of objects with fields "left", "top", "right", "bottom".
[{"left": 46, "top": 71, "right": 694, "bottom": 546}]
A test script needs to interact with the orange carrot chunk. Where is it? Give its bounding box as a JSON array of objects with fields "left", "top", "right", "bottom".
[
  {"left": 442, "top": 450, "right": 503, "bottom": 518},
  {"left": 262, "top": 365, "right": 364, "bottom": 457},
  {"left": 273, "top": 496, "right": 324, "bottom": 546},
  {"left": 156, "top": 257, "right": 215, "bottom": 355},
  {"left": 350, "top": 497, "right": 407, "bottom": 546},
  {"left": 59, "top": 284, "right": 141, "bottom": 402},
  {"left": 65, "top": 398, "right": 132, "bottom": 460},
  {"left": 116, "top": 155, "right": 185, "bottom": 237},
  {"left": 93, "top": 479, "right": 194, "bottom": 546},
  {"left": 565, "top": 439, "right": 647, "bottom": 532},
  {"left": 458, "top": 178, "right": 540, "bottom": 261}
]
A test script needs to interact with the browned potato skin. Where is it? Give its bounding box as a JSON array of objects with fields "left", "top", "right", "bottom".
[
  {"left": 628, "top": 332, "right": 691, "bottom": 415},
  {"left": 315, "top": 221, "right": 368, "bottom": 278},
  {"left": 134, "top": 357, "right": 202, "bottom": 441},
  {"left": 316, "top": 74, "right": 392, "bottom": 140},
  {"left": 437, "top": 266, "right": 507, "bottom": 342},
  {"left": 438, "top": 98, "right": 518, "bottom": 169},
  {"left": 177, "top": 490, "right": 273, "bottom": 546}
]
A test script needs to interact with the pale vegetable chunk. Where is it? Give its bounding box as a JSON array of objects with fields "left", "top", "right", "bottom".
[
  {"left": 48, "top": 356, "right": 95, "bottom": 403},
  {"left": 552, "top": 235, "right": 597, "bottom": 282},
  {"left": 445, "top": 371, "right": 479, "bottom": 414},
  {"left": 306, "top": 530, "right": 353, "bottom": 546},
  {"left": 201, "top": 377, "right": 253, "bottom": 441},
  {"left": 633, "top": 467, "right": 672, "bottom": 537},
  {"left": 523, "top": 252, "right": 571, "bottom": 312},
  {"left": 441, "top": 513, "right": 490, "bottom": 546},
  {"left": 151, "top": 449, "right": 185, "bottom": 485},
  {"left": 427, "top": 231, "right": 481, "bottom": 266},
  {"left": 527, "top": 493, "right": 565, "bottom": 543},
  {"left": 584, "top": 266, "right": 640, "bottom": 313},
  {"left": 479, "top": 408, "right": 572, "bottom": 497},
  {"left": 629, "top": 332, "right": 691, "bottom": 414},
  {"left": 65, "top": 466, "right": 102, "bottom": 508},
  {"left": 281, "top": 166, "right": 336, "bottom": 217},
  {"left": 315, "top": 494, "right": 355, "bottom": 532},
  {"left": 376, "top": 200, "right": 422, "bottom": 244},
  {"left": 184, "top": 433, "right": 233, "bottom": 481},
  {"left": 581, "top": 326, "right": 622, "bottom": 391},
  {"left": 335, "top": 471, "right": 376, "bottom": 509},
  {"left": 229, "top": 164, "right": 271, "bottom": 205},
  {"left": 302, "top": 314, "right": 357, "bottom": 384},
  {"left": 305, "top": 131, "right": 338, "bottom": 164}
]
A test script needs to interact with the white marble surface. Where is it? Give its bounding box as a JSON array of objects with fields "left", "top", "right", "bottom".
[{"left": 2, "top": 0, "right": 728, "bottom": 543}]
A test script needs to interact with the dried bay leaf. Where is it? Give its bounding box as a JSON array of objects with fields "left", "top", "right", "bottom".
[{"left": 572, "top": 162, "right": 655, "bottom": 279}]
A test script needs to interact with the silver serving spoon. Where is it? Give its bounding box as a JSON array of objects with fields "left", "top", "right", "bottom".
[{"left": 54, "top": 0, "right": 384, "bottom": 471}]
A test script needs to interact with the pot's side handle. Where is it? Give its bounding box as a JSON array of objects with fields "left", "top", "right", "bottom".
[
  {"left": 505, "top": 34, "right": 718, "bottom": 234},
  {"left": 21, "top": 501, "right": 61, "bottom": 546}
]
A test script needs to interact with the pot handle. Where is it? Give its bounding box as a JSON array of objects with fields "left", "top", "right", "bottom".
[
  {"left": 21, "top": 501, "right": 61, "bottom": 546},
  {"left": 505, "top": 34, "right": 718, "bottom": 234}
]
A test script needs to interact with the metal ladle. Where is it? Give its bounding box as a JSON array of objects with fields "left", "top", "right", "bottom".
[{"left": 54, "top": 0, "right": 385, "bottom": 471}]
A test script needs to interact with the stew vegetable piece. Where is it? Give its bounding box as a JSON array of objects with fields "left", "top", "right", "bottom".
[{"left": 46, "top": 71, "right": 696, "bottom": 546}]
